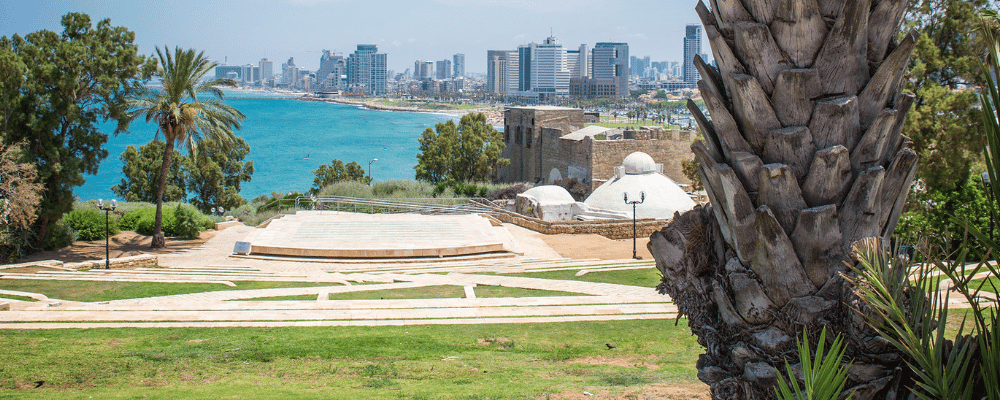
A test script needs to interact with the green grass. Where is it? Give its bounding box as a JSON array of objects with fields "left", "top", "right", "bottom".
[
  {"left": 969, "top": 275, "right": 1000, "bottom": 293},
  {"left": 502, "top": 267, "right": 662, "bottom": 288},
  {"left": 232, "top": 294, "right": 321, "bottom": 301},
  {"left": 0, "top": 280, "right": 338, "bottom": 303},
  {"left": 0, "top": 294, "right": 37, "bottom": 302},
  {"left": 0, "top": 320, "right": 703, "bottom": 398},
  {"left": 326, "top": 285, "right": 591, "bottom": 301},
  {"left": 586, "top": 122, "right": 684, "bottom": 130}
]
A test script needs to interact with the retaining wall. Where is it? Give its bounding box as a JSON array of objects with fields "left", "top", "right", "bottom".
[
  {"left": 64, "top": 254, "right": 158, "bottom": 270},
  {"left": 491, "top": 209, "right": 668, "bottom": 240}
]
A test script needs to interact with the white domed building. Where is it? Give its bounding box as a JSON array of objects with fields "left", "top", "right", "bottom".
[{"left": 584, "top": 152, "right": 696, "bottom": 219}]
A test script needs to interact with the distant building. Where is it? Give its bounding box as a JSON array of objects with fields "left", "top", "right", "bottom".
[
  {"left": 486, "top": 50, "right": 510, "bottom": 95},
  {"left": 436, "top": 59, "right": 452, "bottom": 80},
  {"left": 215, "top": 65, "right": 242, "bottom": 81},
  {"left": 683, "top": 24, "right": 702, "bottom": 84},
  {"left": 453, "top": 53, "right": 465, "bottom": 77},
  {"left": 414, "top": 60, "right": 434, "bottom": 80},
  {"left": 571, "top": 42, "right": 628, "bottom": 98},
  {"left": 215, "top": 64, "right": 259, "bottom": 85},
  {"left": 498, "top": 106, "right": 696, "bottom": 188},
  {"left": 260, "top": 58, "right": 273, "bottom": 84},
  {"left": 282, "top": 57, "right": 299, "bottom": 87},
  {"left": 315, "top": 50, "right": 346, "bottom": 91},
  {"left": 347, "top": 44, "right": 387, "bottom": 95}
]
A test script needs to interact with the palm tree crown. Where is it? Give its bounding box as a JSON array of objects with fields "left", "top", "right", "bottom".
[{"left": 128, "top": 46, "right": 245, "bottom": 247}]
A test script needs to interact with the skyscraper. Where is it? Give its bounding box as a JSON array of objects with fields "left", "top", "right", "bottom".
[
  {"left": 282, "top": 57, "right": 298, "bottom": 87},
  {"left": 486, "top": 50, "right": 509, "bottom": 95},
  {"left": 591, "top": 42, "right": 629, "bottom": 97},
  {"left": 529, "top": 35, "right": 570, "bottom": 97},
  {"left": 347, "top": 44, "right": 387, "bottom": 95},
  {"left": 436, "top": 59, "right": 452, "bottom": 80},
  {"left": 453, "top": 53, "right": 465, "bottom": 78},
  {"left": 414, "top": 60, "right": 434, "bottom": 80},
  {"left": 316, "top": 50, "right": 346, "bottom": 91},
  {"left": 259, "top": 58, "right": 273, "bottom": 85},
  {"left": 517, "top": 44, "right": 534, "bottom": 92},
  {"left": 683, "top": 24, "right": 702, "bottom": 84}
]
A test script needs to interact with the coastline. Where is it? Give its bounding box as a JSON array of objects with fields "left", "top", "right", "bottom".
[{"left": 224, "top": 87, "right": 502, "bottom": 125}]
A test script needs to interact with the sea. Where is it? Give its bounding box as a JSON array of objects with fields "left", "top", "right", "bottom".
[{"left": 76, "top": 92, "right": 450, "bottom": 203}]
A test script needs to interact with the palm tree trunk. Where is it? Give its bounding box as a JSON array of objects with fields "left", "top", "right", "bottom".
[
  {"left": 649, "top": 0, "right": 918, "bottom": 398},
  {"left": 150, "top": 137, "right": 174, "bottom": 248}
]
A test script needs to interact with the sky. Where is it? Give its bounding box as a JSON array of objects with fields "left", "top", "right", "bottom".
[{"left": 0, "top": 0, "right": 705, "bottom": 74}]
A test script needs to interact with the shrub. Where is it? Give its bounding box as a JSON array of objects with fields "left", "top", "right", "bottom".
[
  {"left": 487, "top": 183, "right": 531, "bottom": 200},
  {"left": 172, "top": 204, "right": 202, "bottom": 240},
  {"left": 63, "top": 209, "right": 119, "bottom": 241},
  {"left": 119, "top": 206, "right": 155, "bottom": 231},
  {"left": 371, "top": 179, "right": 436, "bottom": 198},
  {"left": 41, "top": 219, "right": 76, "bottom": 251}
]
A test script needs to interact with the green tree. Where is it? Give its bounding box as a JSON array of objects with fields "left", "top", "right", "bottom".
[
  {"left": 1, "top": 13, "right": 153, "bottom": 243},
  {"left": 112, "top": 141, "right": 187, "bottom": 203},
  {"left": 903, "top": 0, "right": 990, "bottom": 194},
  {"left": 312, "top": 159, "right": 369, "bottom": 193},
  {"left": 128, "top": 47, "right": 245, "bottom": 248},
  {"left": 415, "top": 113, "right": 508, "bottom": 184},
  {"left": 186, "top": 137, "right": 253, "bottom": 213}
]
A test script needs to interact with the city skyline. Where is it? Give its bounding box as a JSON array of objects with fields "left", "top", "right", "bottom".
[{"left": 0, "top": 0, "right": 705, "bottom": 74}]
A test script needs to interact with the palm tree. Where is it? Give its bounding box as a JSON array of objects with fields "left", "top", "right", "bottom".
[
  {"left": 649, "top": 0, "right": 918, "bottom": 398},
  {"left": 129, "top": 47, "right": 245, "bottom": 248}
]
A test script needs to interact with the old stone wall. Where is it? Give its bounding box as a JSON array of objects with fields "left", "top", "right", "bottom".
[
  {"left": 498, "top": 107, "right": 586, "bottom": 183},
  {"left": 491, "top": 209, "right": 668, "bottom": 240},
  {"left": 590, "top": 128, "right": 697, "bottom": 188}
]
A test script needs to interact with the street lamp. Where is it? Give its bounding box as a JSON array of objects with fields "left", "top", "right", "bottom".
[
  {"left": 96, "top": 199, "right": 117, "bottom": 269},
  {"left": 624, "top": 191, "right": 646, "bottom": 260},
  {"left": 368, "top": 158, "right": 378, "bottom": 182}
]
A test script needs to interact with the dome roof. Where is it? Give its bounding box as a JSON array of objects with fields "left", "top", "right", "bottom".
[
  {"left": 622, "top": 152, "right": 657, "bottom": 175},
  {"left": 584, "top": 173, "right": 696, "bottom": 219},
  {"left": 520, "top": 185, "right": 575, "bottom": 204}
]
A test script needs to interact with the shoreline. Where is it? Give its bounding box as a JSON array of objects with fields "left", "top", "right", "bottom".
[{"left": 224, "top": 87, "right": 503, "bottom": 125}]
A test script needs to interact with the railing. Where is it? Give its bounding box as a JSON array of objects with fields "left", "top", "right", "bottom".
[{"left": 263, "top": 196, "right": 507, "bottom": 216}]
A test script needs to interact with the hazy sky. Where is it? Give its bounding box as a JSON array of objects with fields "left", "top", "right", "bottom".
[{"left": 0, "top": 0, "right": 705, "bottom": 74}]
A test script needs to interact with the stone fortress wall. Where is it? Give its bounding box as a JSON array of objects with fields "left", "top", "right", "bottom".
[{"left": 498, "top": 106, "right": 698, "bottom": 190}]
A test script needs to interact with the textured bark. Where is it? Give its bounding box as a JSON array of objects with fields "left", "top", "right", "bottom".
[{"left": 652, "top": 0, "right": 918, "bottom": 398}]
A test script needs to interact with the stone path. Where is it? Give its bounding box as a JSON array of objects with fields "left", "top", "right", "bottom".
[{"left": 1, "top": 223, "right": 675, "bottom": 329}]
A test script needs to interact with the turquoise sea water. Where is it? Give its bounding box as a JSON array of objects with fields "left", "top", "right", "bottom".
[{"left": 76, "top": 97, "right": 449, "bottom": 202}]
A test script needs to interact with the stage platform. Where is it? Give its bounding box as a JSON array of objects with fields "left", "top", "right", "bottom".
[{"left": 240, "top": 211, "right": 510, "bottom": 259}]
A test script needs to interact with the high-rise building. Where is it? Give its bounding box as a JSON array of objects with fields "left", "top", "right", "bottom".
[
  {"left": 316, "top": 50, "right": 346, "bottom": 91},
  {"left": 577, "top": 42, "right": 629, "bottom": 97},
  {"left": 529, "top": 35, "right": 570, "bottom": 97},
  {"left": 260, "top": 58, "right": 273, "bottom": 84},
  {"left": 282, "top": 57, "right": 299, "bottom": 87},
  {"left": 347, "top": 44, "right": 387, "bottom": 95},
  {"left": 414, "top": 60, "right": 434, "bottom": 80},
  {"left": 517, "top": 44, "right": 534, "bottom": 92},
  {"left": 453, "top": 53, "right": 465, "bottom": 78},
  {"left": 683, "top": 24, "right": 702, "bottom": 84},
  {"left": 436, "top": 59, "right": 452, "bottom": 80},
  {"left": 486, "top": 50, "right": 510, "bottom": 95}
]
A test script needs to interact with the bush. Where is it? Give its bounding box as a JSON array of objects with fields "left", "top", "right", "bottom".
[
  {"left": 172, "top": 204, "right": 202, "bottom": 240},
  {"left": 126, "top": 203, "right": 210, "bottom": 238},
  {"left": 63, "top": 209, "right": 119, "bottom": 241},
  {"left": 119, "top": 206, "right": 154, "bottom": 231},
  {"left": 371, "top": 179, "right": 436, "bottom": 198},
  {"left": 487, "top": 183, "right": 531, "bottom": 200},
  {"left": 40, "top": 219, "right": 76, "bottom": 251}
]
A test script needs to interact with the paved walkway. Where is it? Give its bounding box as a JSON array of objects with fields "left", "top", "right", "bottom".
[{"left": 1, "top": 222, "right": 675, "bottom": 329}]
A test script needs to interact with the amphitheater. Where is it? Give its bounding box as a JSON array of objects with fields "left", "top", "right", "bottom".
[{"left": 0, "top": 210, "right": 679, "bottom": 329}]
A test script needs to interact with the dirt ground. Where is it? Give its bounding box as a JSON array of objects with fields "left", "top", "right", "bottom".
[
  {"left": 16, "top": 230, "right": 217, "bottom": 264},
  {"left": 538, "top": 234, "right": 654, "bottom": 261}
]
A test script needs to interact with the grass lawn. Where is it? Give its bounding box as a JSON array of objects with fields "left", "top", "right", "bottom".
[
  {"left": 326, "top": 285, "right": 590, "bottom": 301},
  {"left": 0, "top": 294, "right": 37, "bottom": 302},
  {"left": 0, "top": 280, "right": 339, "bottom": 303},
  {"left": 586, "top": 122, "right": 684, "bottom": 130},
  {"left": 502, "top": 268, "right": 662, "bottom": 288},
  {"left": 0, "top": 320, "right": 702, "bottom": 399},
  {"left": 969, "top": 275, "right": 1000, "bottom": 293}
]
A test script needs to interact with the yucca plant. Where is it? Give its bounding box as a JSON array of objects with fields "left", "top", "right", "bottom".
[
  {"left": 648, "top": 0, "right": 919, "bottom": 397},
  {"left": 775, "top": 327, "right": 853, "bottom": 400}
]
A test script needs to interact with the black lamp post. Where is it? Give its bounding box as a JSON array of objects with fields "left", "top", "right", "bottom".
[
  {"left": 624, "top": 191, "right": 646, "bottom": 260},
  {"left": 96, "top": 199, "right": 117, "bottom": 269},
  {"left": 368, "top": 158, "right": 378, "bottom": 182}
]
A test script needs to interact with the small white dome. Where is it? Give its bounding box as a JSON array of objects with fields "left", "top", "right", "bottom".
[
  {"left": 584, "top": 173, "right": 696, "bottom": 219},
  {"left": 520, "top": 185, "right": 575, "bottom": 204},
  {"left": 623, "top": 152, "right": 657, "bottom": 175}
]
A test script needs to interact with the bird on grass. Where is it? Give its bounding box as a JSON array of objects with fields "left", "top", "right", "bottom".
[
  {"left": 33, "top": 381, "right": 44, "bottom": 388},
  {"left": 605, "top": 343, "right": 617, "bottom": 350}
]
